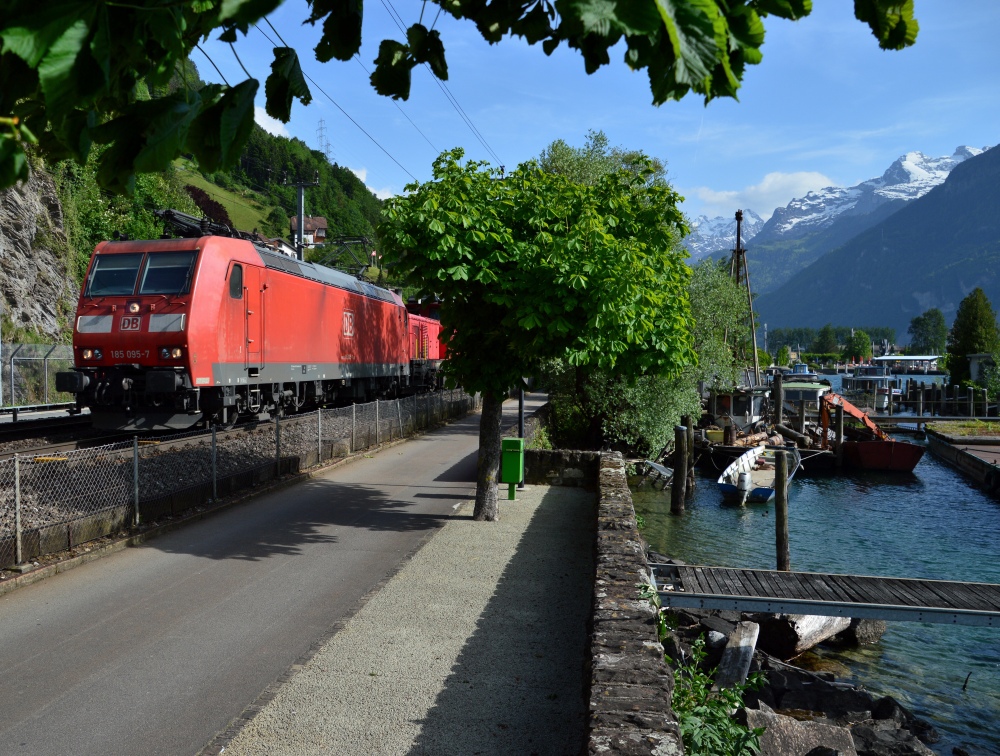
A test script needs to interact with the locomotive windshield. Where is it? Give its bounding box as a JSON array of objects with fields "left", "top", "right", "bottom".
[
  {"left": 86, "top": 253, "right": 144, "bottom": 296},
  {"left": 139, "top": 251, "right": 197, "bottom": 294}
]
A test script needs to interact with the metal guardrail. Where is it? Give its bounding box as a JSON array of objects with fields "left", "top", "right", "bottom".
[
  {"left": 0, "top": 343, "right": 75, "bottom": 410},
  {"left": 0, "top": 390, "right": 481, "bottom": 571}
]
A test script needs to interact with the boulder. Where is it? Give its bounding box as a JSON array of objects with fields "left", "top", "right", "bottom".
[
  {"left": 740, "top": 704, "right": 858, "bottom": 756},
  {"left": 751, "top": 613, "right": 853, "bottom": 659}
]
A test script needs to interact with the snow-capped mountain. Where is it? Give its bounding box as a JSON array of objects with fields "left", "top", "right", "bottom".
[
  {"left": 683, "top": 209, "right": 765, "bottom": 260},
  {"left": 756, "top": 146, "right": 987, "bottom": 243}
]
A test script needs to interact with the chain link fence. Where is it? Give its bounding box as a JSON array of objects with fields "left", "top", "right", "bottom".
[
  {"left": 0, "top": 390, "right": 480, "bottom": 571},
  {"left": 1, "top": 343, "right": 75, "bottom": 409}
]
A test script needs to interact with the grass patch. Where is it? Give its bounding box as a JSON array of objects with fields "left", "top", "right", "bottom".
[
  {"left": 175, "top": 161, "right": 272, "bottom": 233},
  {"left": 927, "top": 419, "right": 1000, "bottom": 437}
]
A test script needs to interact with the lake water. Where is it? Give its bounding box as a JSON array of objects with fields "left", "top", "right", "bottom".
[{"left": 632, "top": 442, "right": 1000, "bottom": 754}]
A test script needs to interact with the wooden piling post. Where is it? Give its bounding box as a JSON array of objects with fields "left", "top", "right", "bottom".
[
  {"left": 671, "top": 425, "right": 688, "bottom": 514},
  {"left": 969, "top": 386, "right": 975, "bottom": 418},
  {"left": 984, "top": 388, "right": 990, "bottom": 418},
  {"left": 683, "top": 415, "right": 695, "bottom": 490},
  {"left": 798, "top": 399, "right": 806, "bottom": 434},
  {"left": 917, "top": 389, "right": 924, "bottom": 418},
  {"left": 775, "top": 450, "right": 790, "bottom": 571},
  {"left": 774, "top": 373, "right": 784, "bottom": 425}
]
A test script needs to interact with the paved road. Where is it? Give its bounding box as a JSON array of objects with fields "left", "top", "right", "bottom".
[{"left": 0, "top": 395, "right": 542, "bottom": 756}]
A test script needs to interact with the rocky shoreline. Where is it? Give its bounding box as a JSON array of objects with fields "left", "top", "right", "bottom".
[{"left": 649, "top": 552, "right": 975, "bottom": 756}]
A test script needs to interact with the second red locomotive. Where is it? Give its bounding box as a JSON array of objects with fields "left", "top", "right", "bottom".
[{"left": 56, "top": 216, "right": 445, "bottom": 430}]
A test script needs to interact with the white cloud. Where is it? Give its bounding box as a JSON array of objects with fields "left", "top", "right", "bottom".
[
  {"left": 687, "top": 171, "right": 836, "bottom": 220},
  {"left": 255, "top": 106, "right": 289, "bottom": 138},
  {"left": 350, "top": 167, "right": 396, "bottom": 200}
]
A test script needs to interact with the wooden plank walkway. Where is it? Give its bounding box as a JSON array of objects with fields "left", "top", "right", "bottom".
[{"left": 651, "top": 563, "right": 1000, "bottom": 627}]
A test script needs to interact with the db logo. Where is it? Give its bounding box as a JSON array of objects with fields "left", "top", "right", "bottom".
[
  {"left": 120, "top": 317, "right": 141, "bottom": 331},
  {"left": 342, "top": 310, "right": 355, "bottom": 338}
]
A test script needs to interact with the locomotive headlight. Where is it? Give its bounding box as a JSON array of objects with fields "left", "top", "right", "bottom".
[
  {"left": 128, "top": 301, "right": 140, "bottom": 314},
  {"left": 161, "top": 347, "right": 184, "bottom": 359},
  {"left": 171, "top": 347, "right": 183, "bottom": 359},
  {"left": 82, "top": 348, "right": 102, "bottom": 360}
]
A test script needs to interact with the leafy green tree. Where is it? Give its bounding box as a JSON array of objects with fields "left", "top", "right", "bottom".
[
  {"left": 1, "top": 1, "right": 918, "bottom": 191},
  {"left": 812, "top": 323, "right": 838, "bottom": 353},
  {"left": 908, "top": 308, "right": 947, "bottom": 354},
  {"left": 539, "top": 130, "right": 667, "bottom": 189},
  {"left": 776, "top": 345, "right": 791, "bottom": 367},
  {"left": 842, "top": 330, "right": 873, "bottom": 362},
  {"left": 947, "top": 288, "right": 1000, "bottom": 385},
  {"left": 380, "top": 149, "right": 695, "bottom": 519},
  {"left": 54, "top": 149, "right": 198, "bottom": 280},
  {"left": 543, "top": 258, "right": 748, "bottom": 456}
]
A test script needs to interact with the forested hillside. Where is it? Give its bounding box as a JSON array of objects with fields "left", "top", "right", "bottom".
[
  {"left": 756, "top": 146, "right": 1000, "bottom": 340},
  {"left": 205, "top": 125, "right": 384, "bottom": 241}
]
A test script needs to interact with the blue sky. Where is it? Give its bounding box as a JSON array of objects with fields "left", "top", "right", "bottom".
[{"left": 198, "top": 2, "right": 999, "bottom": 222}]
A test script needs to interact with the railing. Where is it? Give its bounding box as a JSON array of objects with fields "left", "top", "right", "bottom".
[
  {"left": 0, "top": 390, "right": 481, "bottom": 571},
  {"left": 0, "top": 343, "right": 75, "bottom": 409}
]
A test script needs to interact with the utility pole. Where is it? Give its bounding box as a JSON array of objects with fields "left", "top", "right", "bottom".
[
  {"left": 730, "top": 209, "right": 761, "bottom": 385},
  {"left": 285, "top": 171, "right": 320, "bottom": 261}
]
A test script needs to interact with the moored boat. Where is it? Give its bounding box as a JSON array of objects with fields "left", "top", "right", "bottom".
[
  {"left": 819, "top": 392, "right": 924, "bottom": 472},
  {"left": 717, "top": 444, "right": 802, "bottom": 505}
]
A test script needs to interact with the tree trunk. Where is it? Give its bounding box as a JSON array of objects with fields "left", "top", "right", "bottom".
[{"left": 474, "top": 390, "right": 504, "bottom": 521}]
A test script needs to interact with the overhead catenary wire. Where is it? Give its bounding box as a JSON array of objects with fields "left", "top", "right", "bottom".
[
  {"left": 256, "top": 20, "right": 418, "bottom": 183},
  {"left": 195, "top": 44, "right": 229, "bottom": 86},
  {"left": 378, "top": 0, "right": 504, "bottom": 167}
]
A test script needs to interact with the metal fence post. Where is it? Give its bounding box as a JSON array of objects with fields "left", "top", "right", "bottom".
[
  {"left": 318, "top": 409, "right": 322, "bottom": 464},
  {"left": 14, "top": 454, "right": 22, "bottom": 565},
  {"left": 212, "top": 425, "right": 217, "bottom": 501},
  {"left": 397, "top": 399, "right": 403, "bottom": 439},
  {"left": 375, "top": 398, "right": 379, "bottom": 446},
  {"left": 275, "top": 414, "right": 281, "bottom": 475},
  {"left": 352, "top": 403, "right": 356, "bottom": 452},
  {"left": 133, "top": 436, "right": 140, "bottom": 527}
]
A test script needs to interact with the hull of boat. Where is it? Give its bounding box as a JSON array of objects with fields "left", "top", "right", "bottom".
[
  {"left": 842, "top": 439, "right": 924, "bottom": 473},
  {"left": 717, "top": 445, "right": 801, "bottom": 504}
]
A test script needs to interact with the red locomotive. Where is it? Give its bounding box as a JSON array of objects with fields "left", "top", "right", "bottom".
[{"left": 56, "top": 212, "right": 445, "bottom": 430}]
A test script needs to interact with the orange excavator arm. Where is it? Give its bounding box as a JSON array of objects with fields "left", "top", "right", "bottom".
[{"left": 821, "top": 392, "right": 891, "bottom": 441}]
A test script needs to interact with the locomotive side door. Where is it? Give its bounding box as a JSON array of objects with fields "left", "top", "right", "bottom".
[{"left": 245, "top": 266, "right": 263, "bottom": 374}]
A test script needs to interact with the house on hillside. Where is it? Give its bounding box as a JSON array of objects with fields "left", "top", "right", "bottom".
[
  {"left": 258, "top": 236, "right": 298, "bottom": 258},
  {"left": 289, "top": 215, "right": 328, "bottom": 247}
]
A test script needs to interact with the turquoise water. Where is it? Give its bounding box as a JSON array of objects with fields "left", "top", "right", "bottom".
[{"left": 632, "top": 449, "right": 1000, "bottom": 754}]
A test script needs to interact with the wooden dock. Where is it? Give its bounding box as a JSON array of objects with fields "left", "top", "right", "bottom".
[{"left": 652, "top": 563, "right": 1000, "bottom": 627}]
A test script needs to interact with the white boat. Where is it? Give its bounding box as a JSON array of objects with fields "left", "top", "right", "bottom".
[{"left": 717, "top": 445, "right": 802, "bottom": 505}]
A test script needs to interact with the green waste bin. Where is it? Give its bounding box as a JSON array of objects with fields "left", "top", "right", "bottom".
[{"left": 500, "top": 438, "right": 524, "bottom": 499}]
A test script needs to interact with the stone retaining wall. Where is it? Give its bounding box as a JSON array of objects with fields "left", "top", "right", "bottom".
[{"left": 526, "top": 447, "right": 682, "bottom": 754}]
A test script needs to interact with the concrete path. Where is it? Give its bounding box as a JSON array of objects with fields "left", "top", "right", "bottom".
[
  {"left": 215, "top": 484, "right": 595, "bottom": 756},
  {"left": 0, "top": 394, "right": 596, "bottom": 755}
]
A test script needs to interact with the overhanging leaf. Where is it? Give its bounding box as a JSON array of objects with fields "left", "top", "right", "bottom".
[
  {"left": 310, "top": 0, "right": 363, "bottom": 62},
  {"left": 370, "top": 39, "right": 414, "bottom": 100},
  {"left": 219, "top": 0, "right": 284, "bottom": 25},
  {"left": 214, "top": 79, "right": 258, "bottom": 167},
  {"left": 0, "top": 3, "right": 92, "bottom": 68},
  {"left": 0, "top": 134, "right": 29, "bottom": 186},
  {"left": 854, "top": 0, "right": 918, "bottom": 50},
  {"left": 265, "top": 47, "right": 312, "bottom": 122},
  {"left": 407, "top": 24, "right": 448, "bottom": 80}
]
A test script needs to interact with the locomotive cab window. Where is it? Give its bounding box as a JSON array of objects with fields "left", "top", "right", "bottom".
[
  {"left": 139, "top": 251, "right": 198, "bottom": 295},
  {"left": 229, "top": 264, "right": 243, "bottom": 299},
  {"left": 86, "top": 253, "right": 144, "bottom": 296}
]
